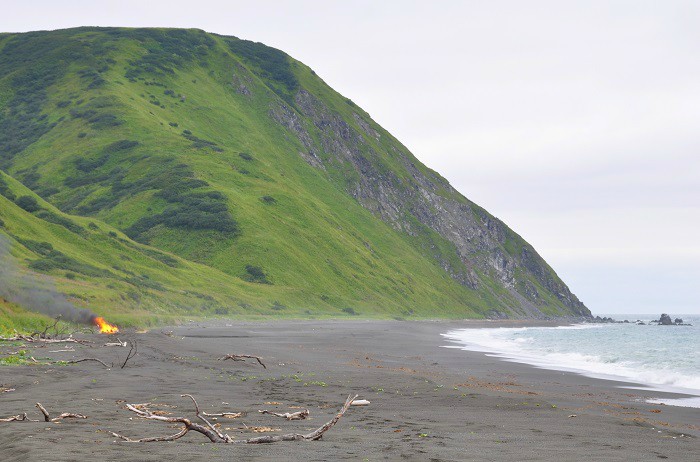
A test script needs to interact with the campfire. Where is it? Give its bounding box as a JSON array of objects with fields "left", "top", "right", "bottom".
[{"left": 93, "top": 316, "right": 119, "bottom": 334}]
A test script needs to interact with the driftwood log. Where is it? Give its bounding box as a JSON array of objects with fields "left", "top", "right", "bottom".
[
  {"left": 218, "top": 354, "right": 266, "bottom": 369},
  {"left": 107, "top": 394, "right": 357, "bottom": 444},
  {"left": 258, "top": 409, "right": 310, "bottom": 420}
]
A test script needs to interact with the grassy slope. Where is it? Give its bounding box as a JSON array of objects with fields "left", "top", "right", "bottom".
[{"left": 0, "top": 28, "right": 583, "bottom": 326}]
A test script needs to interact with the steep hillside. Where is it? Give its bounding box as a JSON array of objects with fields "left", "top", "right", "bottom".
[{"left": 0, "top": 27, "right": 590, "bottom": 321}]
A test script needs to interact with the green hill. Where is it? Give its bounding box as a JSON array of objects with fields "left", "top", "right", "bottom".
[{"left": 0, "top": 27, "right": 590, "bottom": 328}]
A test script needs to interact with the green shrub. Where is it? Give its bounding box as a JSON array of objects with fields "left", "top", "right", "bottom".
[
  {"left": 15, "top": 195, "right": 40, "bottom": 212},
  {"left": 243, "top": 265, "right": 271, "bottom": 284},
  {"left": 28, "top": 249, "right": 111, "bottom": 278},
  {"left": 15, "top": 237, "right": 53, "bottom": 255},
  {"left": 239, "top": 152, "right": 253, "bottom": 161},
  {"left": 34, "top": 210, "right": 84, "bottom": 235},
  {"left": 0, "top": 177, "right": 15, "bottom": 201},
  {"left": 260, "top": 195, "right": 276, "bottom": 204},
  {"left": 227, "top": 39, "right": 298, "bottom": 91}
]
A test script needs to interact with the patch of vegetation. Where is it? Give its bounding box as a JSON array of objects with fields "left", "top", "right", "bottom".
[
  {"left": 28, "top": 248, "right": 111, "bottom": 278},
  {"left": 124, "top": 167, "right": 237, "bottom": 241},
  {"left": 0, "top": 176, "right": 16, "bottom": 200},
  {"left": 14, "top": 237, "right": 54, "bottom": 256},
  {"left": 243, "top": 265, "right": 271, "bottom": 284},
  {"left": 0, "top": 32, "right": 74, "bottom": 168},
  {"left": 125, "top": 274, "right": 165, "bottom": 291},
  {"left": 260, "top": 195, "right": 276, "bottom": 204},
  {"left": 0, "top": 349, "right": 31, "bottom": 366},
  {"left": 74, "top": 139, "right": 139, "bottom": 172},
  {"left": 15, "top": 195, "right": 40, "bottom": 212},
  {"left": 34, "top": 209, "right": 85, "bottom": 236},
  {"left": 122, "top": 28, "right": 216, "bottom": 80},
  {"left": 69, "top": 96, "right": 124, "bottom": 129},
  {"left": 238, "top": 152, "right": 253, "bottom": 161},
  {"left": 227, "top": 39, "right": 298, "bottom": 91},
  {"left": 181, "top": 130, "right": 223, "bottom": 152}
]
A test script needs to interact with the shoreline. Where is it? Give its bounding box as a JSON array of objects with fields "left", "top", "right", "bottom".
[
  {"left": 441, "top": 322, "right": 700, "bottom": 408},
  {"left": 1, "top": 319, "right": 697, "bottom": 460}
]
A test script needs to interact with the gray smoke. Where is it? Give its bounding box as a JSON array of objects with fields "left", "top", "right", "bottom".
[{"left": 0, "top": 235, "right": 96, "bottom": 324}]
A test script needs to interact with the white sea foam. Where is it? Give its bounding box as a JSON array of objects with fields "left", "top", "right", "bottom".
[{"left": 442, "top": 318, "right": 700, "bottom": 406}]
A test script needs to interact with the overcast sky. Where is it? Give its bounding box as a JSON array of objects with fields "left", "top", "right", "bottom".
[{"left": 2, "top": 1, "right": 698, "bottom": 315}]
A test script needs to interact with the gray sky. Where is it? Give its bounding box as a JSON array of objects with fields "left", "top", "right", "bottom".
[{"left": 2, "top": 1, "right": 699, "bottom": 315}]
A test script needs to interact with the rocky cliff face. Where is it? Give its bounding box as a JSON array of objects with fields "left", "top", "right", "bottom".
[{"left": 272, "top": 89, "right": 589, "bottom": 318}]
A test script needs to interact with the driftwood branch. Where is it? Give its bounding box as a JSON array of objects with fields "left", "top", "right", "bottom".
[
  {"left": 107, "top": 394, "right": 357, "bottom": 444},
  {"left": 258, "top": 409, "right": 310, "bottom": 420},
  {"left": 120, "top": 340, "right": 137, "bottom": 369},
  {"left": 62, "top": 358, "right": 112, "bottom": 368},
  {"left": 0, "top": 413, "right": 28, "bottom": 422},
  {"left": 201, "top": 411, "right": 243, "bottom": 418},
  {"left": 0, "top": 333, "right": 91, "bottom": 345},
  {"left": 0, "top": 403, "right": 87, "bottom": 423},
  {"left": 217, "top": 354, "right": 266, "bottom": 369},
  {"left": 35, "top": 316, "right": 62, "bottom": 339},
  {"left": 104, "top": 338, "right": 127, "bottom": 347},
  {"left": 36, "top": 402, "right": 87, "bottom": 422}
]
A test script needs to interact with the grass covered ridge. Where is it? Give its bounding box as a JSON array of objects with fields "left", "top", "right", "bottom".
[{"left": 0, "top": 27, "right": 588, "bottom": 325}]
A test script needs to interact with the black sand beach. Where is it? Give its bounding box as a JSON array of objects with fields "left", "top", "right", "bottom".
[{"left": 0, "top": 320, "right": 697, "bottom": 461}]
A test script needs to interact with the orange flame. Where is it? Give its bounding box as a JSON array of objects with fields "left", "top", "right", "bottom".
[{"left": 93, "top": 316, "right": 119, "bottom": 334}]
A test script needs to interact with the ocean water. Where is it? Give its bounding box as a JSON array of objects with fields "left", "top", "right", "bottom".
[{"left": 442, "top": 315, "right": 700, "bottom": 408}]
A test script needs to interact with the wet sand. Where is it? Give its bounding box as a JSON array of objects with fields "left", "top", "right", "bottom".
[{"left": 0, "top": 319, "right": 697, "bottom": 461}]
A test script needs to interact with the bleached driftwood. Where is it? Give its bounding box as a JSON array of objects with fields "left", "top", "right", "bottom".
[
  {"left": 107, "top": 394, "right": 357, "bottom": 444},
  {"left": 0, "top": 333, "right": 91, "bottom": 345},
  {"left": 0, "top": 403, "right": 87, "bottom": 423},
  {"left": 217, "top": 354, "right": 266, "bottom": 369},
  {"left": 201, "top": 411, "right": 243, "bottom": 419},
  {"left": 35, "top": 402, "right": 88, "bottom": 422},
  {"left": 350, "top": 399, "right": 370, "bottom": 406},
  {"left": 258, "top": 409, "right": 310, "bottom": 420}
]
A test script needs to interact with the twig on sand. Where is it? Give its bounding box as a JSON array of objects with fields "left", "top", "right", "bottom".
[
  {"left": 120, "top": 340, "right": 137, "bottom": 369},
  {"left": 217, "top": 354, "right": 266, "bottom": 369},
  {"left": 62, "top": 358, "right": 112, "bottom": 368}
]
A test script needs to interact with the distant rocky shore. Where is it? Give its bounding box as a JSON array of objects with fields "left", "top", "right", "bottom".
[{"left": 585, "top": 313, "right": 692, "bottom": 326}]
